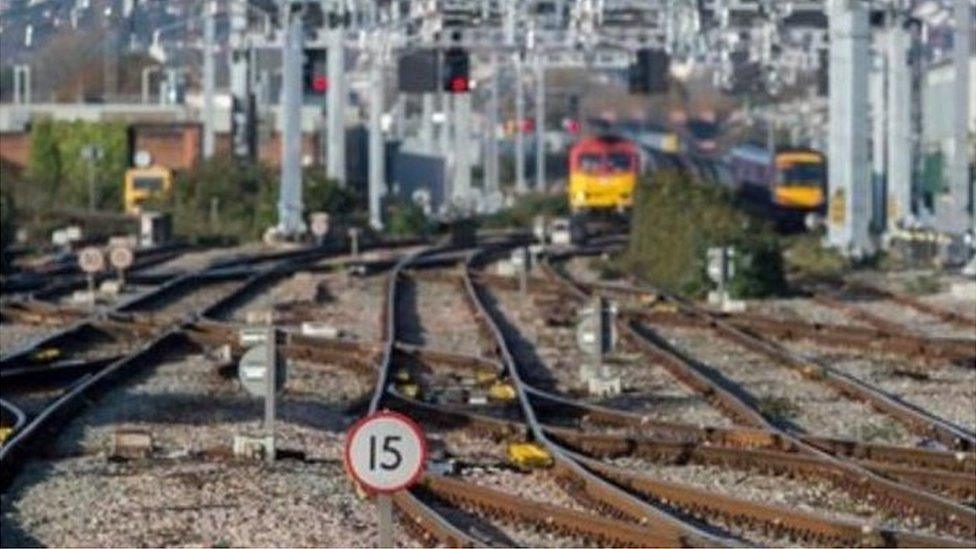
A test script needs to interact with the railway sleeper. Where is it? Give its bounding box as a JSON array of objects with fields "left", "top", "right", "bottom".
[{"left": 420, "top": 474, "right": 679, "bottom": 547}]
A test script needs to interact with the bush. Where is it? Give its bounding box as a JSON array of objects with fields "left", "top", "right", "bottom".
[
  {"left": 385, "top": 198, "right": 431, "bottom": 237},
  {"left": 148, "top": 160, "right": 367, "bottom": 244},
  {"left": 783, "top": 233, "right": 848, "bottom": 283},
  {"left": 623, "top": 170, "right": 785, "bottom": 298},
  {"left": 483, "top": 192, "right": 568, "bottom": 229}
]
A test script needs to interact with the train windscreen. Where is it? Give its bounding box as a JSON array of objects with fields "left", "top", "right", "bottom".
[
  {"left": 780, "top": 163, "right": 824, "bottom": 187},
  {"left": 607, "top": 152, "right": 634, "bottom": 172},
  {"left": 133, "top": 177, "right": 164, "bottom": 191}
]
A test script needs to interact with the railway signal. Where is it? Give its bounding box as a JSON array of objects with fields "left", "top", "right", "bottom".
[
  {"left": 397, "top": 48, "right": 440, "bottom": 93},
  {"left": 303, "top": 48, "right": 328, "bottom": 96},
  {"left": 443, "top": 47, "right": 470, "bottom": 93},
  {"left": 629, "top": 48, "right": 670, "bottom": 94},
  {"left": 345, "top": 411, "right": 427, "bottom": 547}
]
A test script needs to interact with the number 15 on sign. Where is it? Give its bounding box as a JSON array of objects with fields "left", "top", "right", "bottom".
[{"left": 345, "top": 411, "right": 427, "bottom": 547}]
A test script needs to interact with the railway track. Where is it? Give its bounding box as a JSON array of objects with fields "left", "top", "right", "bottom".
[
  {"left": 3, "top": 233, "right": 974, "bottom": 546},
  {"left": 538, "top": 257, "right": 976, "bottom": 538},
  {"left": 364, "top": 242, "right": 730, "bottom": 547}
]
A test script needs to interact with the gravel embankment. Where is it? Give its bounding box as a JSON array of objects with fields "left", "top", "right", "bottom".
[
  {"left": 488, "top": 283, "right": 732, "bottom": 428},
  {"left": 230, "top": 270, "right": 386, "bottom": 342},
  {"left": 607, "top": 457, "right": 957, "bottom": 544},
  {"left": 399, "top": 277, "right": 485, "bottom": 356},
  {"left": 0, "top": 323, "right": 62, "bottom": 355},
  {"left": 651, "top": 324, "right": 919, "bottom": 445},
  {"left": 1, "top": 345, "right": 382, "bottom": 547},
  {"left": 784, "top": 341, "right": 976, "bottom": 434}
]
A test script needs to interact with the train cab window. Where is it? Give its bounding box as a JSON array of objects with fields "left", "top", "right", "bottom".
[
  {"left": 779, "top": 163, "right": 824, "bottom": 187},
  {"left": 607, "top": 152, "right": 634, "bottom": 172},
  {"left": 132, "top": 177, "right": 164, "bottom": 191},
  {"left": 578, "top": 153, "right": 603, "bottom": 173}
]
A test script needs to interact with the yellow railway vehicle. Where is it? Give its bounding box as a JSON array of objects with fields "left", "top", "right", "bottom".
[
  {"left": 124, "top": 165, "right": 173, "bottom": 215},
  {"left": 567, "top": 136, "right": 640, "bottom": 213}
]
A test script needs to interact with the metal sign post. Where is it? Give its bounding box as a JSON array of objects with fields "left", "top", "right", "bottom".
[
  {"left": 349, "top": 228, "right": 360, "bottom": 257},
  {"left": 109, "top": 245, "right": 134, "bottom": 292},
  {"left": 377, "top": 495, "right": 393, "bottom": 547},
  {"left": 78, "top": 246, "right": 105, "bottom": 312},
  {"left": 265, "top": 325, "right": 276, "bottom": 463},
  {"left": 345, "top": 411, "right": 427, "bottom": 548}
]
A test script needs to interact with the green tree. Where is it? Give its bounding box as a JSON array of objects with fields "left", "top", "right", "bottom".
[
  {"left": 625, "top": 170, "right": 785, "bottom": 298},
  {"left": 26, "top": 118, "right": 62, "bottom": 205}
]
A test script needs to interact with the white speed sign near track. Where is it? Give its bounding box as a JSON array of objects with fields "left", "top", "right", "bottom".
[{"left": 344, "top": 411, "right": 427, "bottom": 493}]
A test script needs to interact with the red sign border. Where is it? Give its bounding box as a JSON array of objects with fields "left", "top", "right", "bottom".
[{"left": 344, "top": 410, "right": 428, "bottom": 494}]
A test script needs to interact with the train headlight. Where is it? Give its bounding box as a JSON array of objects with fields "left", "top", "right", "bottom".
[{"left": 574, "top": 191, "right": 586, "bottom": 203}]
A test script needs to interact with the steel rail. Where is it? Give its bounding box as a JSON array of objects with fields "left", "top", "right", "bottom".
[
  {"left": 363, "top": 242, "right": 482, "bottom": 547},
  {"left": 844, "top": 281, "right": 976, "bottom": 330},
  {"left": 540, "top": 258, "right": 976, "bottom": 537},
  {"left": 589, "top": 279, "right": 976, "bottom": 449},
  {"left": 546, "top": 427, "right": 976, "bottom": 502},
  {"left": 568, "top": 451, "right": 971, "bottom": 548},
  {"left": 383, "top": 390, "right": 969, "bottom": 547},
  {"left": 0, "top": 398, "right": 27, "bottom": 434},
  {"left": 461, "top": 246, "right": 739, "bottom": 547},
  {"left": 524, "top": 384, "right": 976, "bottom": 474}
]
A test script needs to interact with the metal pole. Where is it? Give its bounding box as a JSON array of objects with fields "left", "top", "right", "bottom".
[
  {"left": 514, "top": 53, "right": 527, "bottom": 194},
  {"left": 421, "top": 94, "right": 434, "bottom": 152},
  {"left": 945, "top": 0, "right": 972, "bottom": 233},
  {"left": 534, "top": 53, "right": 546, "bottom": 192},
  {"left": 141, "top": 67, "right": 156, "bottom": 104},
  {"left": 886, "top": 17, "right": 913, "bottom": 230},
  {"left": 87, "top": 159, "right": 96, "bottom": 213},
  {"left": 869, "top": 32, "right": 887, "bottom": 227},
  {"left": 486, "top": 54, "right": 500, "bottom": 197},
  {"left": 327, "top": 28, "right": 347, "bottom": 186},
  {"left": 369, "top": 54, "right": 385, "bottom": 230},
  {"left": 278, "top": 4, "right": 305, "bottom": 235},
  {"left": 12, "top": 66, "right": 21, "bottom": 104},
  {"left": 826, "top": 0, "right": 873, "bottom": 256},
  {"left": 454, "top": 92, "right": 472, "bottom": 208},
  {"left": 202, "top": 0, "right": 217, "bottom": 159},
  {"left": 377, "top": 494, "right": 393, "bottom": 547},
  {"left": 230, "top": 0, "right": 255, "bottom": 162},
  {"left": 265, "top": 325, "right": 276, "bottom": 463}
]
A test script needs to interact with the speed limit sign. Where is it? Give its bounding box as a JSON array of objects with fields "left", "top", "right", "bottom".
[
  {"left": 109, "top": 246, "right": 134, "bottom": 270},
  {"left": 344, "top": 411, "right": 427, "bottom": 493},
  {"left": 78, "top": 247, "right": 105, "bottom": 273}
]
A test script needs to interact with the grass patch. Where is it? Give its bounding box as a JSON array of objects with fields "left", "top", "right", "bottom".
[{"left": 782, "top": 233, "right": 848, "bottom": 283}]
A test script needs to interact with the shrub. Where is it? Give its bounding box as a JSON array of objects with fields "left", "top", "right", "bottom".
[
  {"left": 624, "top": 170, "right": 785, "bottom": 298},
  {"left": 783, "top": 233, "right": 848, "bottom": 283},
  {"left": 385, "top": 198, "right": 431, "bottom": 237},
  {"left": 483, "top": 192, "right": 568, "bottom": 229}
]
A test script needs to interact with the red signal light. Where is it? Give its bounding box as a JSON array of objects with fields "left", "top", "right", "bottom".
[
  {"left": 449, "top": 76, "right": 469, "bottom": 93},
  {"left": 312, "top": 75, "right": 329, "bottom": 93}
]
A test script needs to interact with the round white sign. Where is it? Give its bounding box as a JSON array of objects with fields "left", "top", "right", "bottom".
[
  {"left": 108, "top": 246, "right": 134, "bottom": 270},
  {"left": 309, "top": 212, "right": 330, "bottom": 237},
  {"left": 344, "top": 411, "right": 427, "bottom": 494},
  {"left": 238, "top": 344, "right": 286, "bottom": 397},
  {"left": 78, "top": 247, "right": 105, "bottom": 274}
]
